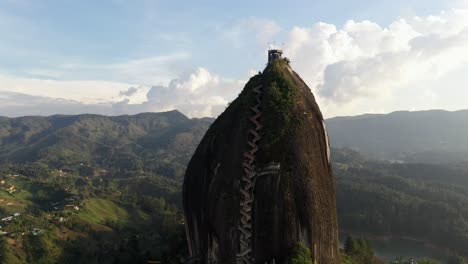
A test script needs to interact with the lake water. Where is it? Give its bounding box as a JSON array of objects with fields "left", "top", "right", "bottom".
[
  {"left": 370, "top": 237, "right": 449, "bottom": 262},
  {"left": 340, "top": 233, "right": 451, "bottom": 262}
]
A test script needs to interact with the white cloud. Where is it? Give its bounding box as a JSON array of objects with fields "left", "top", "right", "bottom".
[
  {"left": 285, "top": 9, "right": 468, "bottom": 117},
  {"left": 44, "top": 52, "right": 191, "bottom": 85},
  {"left": 0, "top": 74, "right": 133, "bottom": 104},
  {"left": 119, "top": 87, "right": 139, "bottom": 97},
  {"left": 111, "top": 68, "right": 244, "bottom": 118},
  {"left": 0, "top": 68, "right": 244, "bottom": 118},
  {"left": 454, "top": 0, "right": 468, "bottom": 8},
  {"left": 2, "top": 9, "right": 468, "bottom": 119},
  {"left": 0, "top": 91, "right": 113, "bottom": 117},
  {"left": 0, "top": 52, "right": 190, "bottom": 106}
]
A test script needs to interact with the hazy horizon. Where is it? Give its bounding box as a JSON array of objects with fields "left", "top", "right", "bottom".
[
  {"left": 1, "top": 0, "right": 468, "bottom": 118},
  {"left": 1, "top": 107, "right": 468, "bottom": 120}
]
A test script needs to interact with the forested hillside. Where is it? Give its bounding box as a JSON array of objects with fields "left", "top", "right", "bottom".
[
  {"left": 0, "top": 111, "right": 213, "bottom": 180},
  {"left": 334, "top": 148, "right": 468, "bottom": 256},
  {"left": 0, "top": 111, "right": 467, "bottom": 262},
  {"left": 327, "top": 110, "right": 468, "bottom": 163},
  {"left": 0, "top": 111, "right": 212, "bottom": 263}
]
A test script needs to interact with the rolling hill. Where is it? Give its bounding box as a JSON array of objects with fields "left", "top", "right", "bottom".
[
  {"left": 1, "top": 109, "right": 468, "bottom": 262},
  {"left": 0, "top": 110, "right": 213, "bottom": 180},
  {"left": 327, "top": 110, "right": 468, "bottom": 163},
  {"left": 4, "top": 109, "right": 468, "bottom": 168}
]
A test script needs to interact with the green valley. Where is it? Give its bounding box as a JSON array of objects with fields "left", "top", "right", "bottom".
[{"left": 0, "top": 110, "right": 467, "bottom": 263}]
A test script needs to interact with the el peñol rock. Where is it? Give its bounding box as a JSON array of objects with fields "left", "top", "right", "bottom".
[{"left": 183, "top": 50, "right": 339, "bottom": 264}]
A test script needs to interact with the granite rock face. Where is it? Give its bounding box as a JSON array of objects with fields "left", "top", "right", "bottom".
[{"left": 183, "top": 60, "right": 339, "bottom": 264}]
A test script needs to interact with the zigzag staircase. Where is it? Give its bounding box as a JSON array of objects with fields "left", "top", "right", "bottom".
[{"left": 237, "top": 85, "right": 263, "bottom": 264}]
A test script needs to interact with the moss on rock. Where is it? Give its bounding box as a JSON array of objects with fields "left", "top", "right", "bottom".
[{"left": 183, "top": 59, "right": 339, "bottom": 264}]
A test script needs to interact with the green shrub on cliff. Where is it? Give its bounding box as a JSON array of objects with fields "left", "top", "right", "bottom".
[{"left": 289, "top": 243, "right": 313, "bottom": 264}]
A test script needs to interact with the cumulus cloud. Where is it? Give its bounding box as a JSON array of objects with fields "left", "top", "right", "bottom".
[
  {"left": 0, "top": 68, "right": 244, "bottom": 118},
  {"left": 52, "top": 52, "right": 191, "bottom": 85},
  {"left": 112, "top": 68, "right": 243, "bottom": 118},
  {"left": 0, "top": 91, "right": 113, "bottom": 117},
  {"left": 0, "top": 74, "right": 133, "bottom": 104},
  {"left": 285, "top": 9, "right": 468, "bottom": 116},
  {"left": 2, "top": 9, "right": 468, "bottom": 118},
  {"left": 119, "top": 87, "right": 139, "bottom": 97}
]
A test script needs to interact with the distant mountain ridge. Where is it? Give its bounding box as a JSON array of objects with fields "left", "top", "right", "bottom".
[
  {"left": 2, "top": 109, "right": 468, "bottom": 258},
  {"left": 0, "top": 110, "right": 213, "bottom": 180},
  {"left": 326, "top": 109, "right": 468, "bottom": 163},
  {"left": 2, "top": 109, "right": 468, "bottom": 168}
]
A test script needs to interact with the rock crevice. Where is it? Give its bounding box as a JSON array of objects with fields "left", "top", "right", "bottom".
[{"left": 183, "top": 60, "right": 339, "bottom": 264}]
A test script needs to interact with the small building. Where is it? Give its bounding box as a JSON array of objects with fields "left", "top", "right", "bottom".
[
  {"left": 268, "top": 49, "right": 283, "bottom": 63},
  {"left": 65, "top": 205, "right": 79, "bottom": 211},
  {"left": 2, "top": 216, "right": 13, "bottom": 222},
  {"left": 31, "top": 228, "right": 45, "bottom": 236},
  {"left": 6, "top": 185, "right": 16, "bottom": 194},
  {"left": 97, "top": 169, "right": 108, "bottom": 177}
]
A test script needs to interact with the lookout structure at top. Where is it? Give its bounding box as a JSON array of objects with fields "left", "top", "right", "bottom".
[
  {"left": 268, "top": 49, "right": 283, "bottom": 63},
  {"left": 183, "top": 53, "right": 339, "bottom": 264}
]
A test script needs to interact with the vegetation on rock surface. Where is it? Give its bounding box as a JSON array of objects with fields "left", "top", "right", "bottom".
[
  {"left": 342, "top": 236, "right": 380, "bottom": 264},
  {"left": 260, "top": 59, "right": 298, "bottom": 162},
  {"left": 289, "top": 242, "right": 313, "bottom": 264},
  {"left": 183, "top": 59, "right": 340, "bottom": 263}
]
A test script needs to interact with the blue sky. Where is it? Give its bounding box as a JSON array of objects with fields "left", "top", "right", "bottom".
[
  {"left": 0, "top": 0, "right": 454, "bottom": 78},
  {"left": 1, "top": 0, "right": 468, "bottom": 117}
]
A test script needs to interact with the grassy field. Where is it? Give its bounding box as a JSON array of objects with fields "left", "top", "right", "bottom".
[
  {"left": 0, "top": 176, "right": 70, "bottom": 215},
  {"left": 78, "top": 198, "right": 150, "bottom": 226},
  {"left": 0, "top": 172, "right": 178, "bottom": 263},
  {"left": 78, "top": 198, "right": 129, "bottom": 224},
  {"left": 0, "top": 177, "right": 34, "bottom": 214}
]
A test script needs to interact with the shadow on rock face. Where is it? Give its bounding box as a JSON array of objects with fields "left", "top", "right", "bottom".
[{"left": 183, "top": 58, "right": 339, "bottom": 264}]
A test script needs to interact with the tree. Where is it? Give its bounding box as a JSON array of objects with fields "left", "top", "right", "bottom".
[
  {"left": 344, "top": 236, "right": 358, "bottom": 255},
  {"left": 289, "top": 243, "right": 313, "bottom": 264},
  {"left": 448, "top": 255, "right": 467, "bottom": 264},
  {"left": 417, "top": 258, "right": 441, "bottom": 264},
  {"left": 343, "top": 236, "right": 375, "bottom": 264},
  {"left": 340, "top": 254, "right": 354, "bottom": 264}
]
